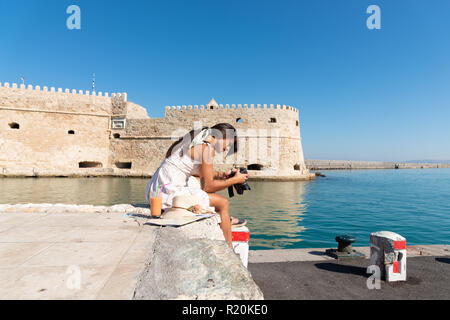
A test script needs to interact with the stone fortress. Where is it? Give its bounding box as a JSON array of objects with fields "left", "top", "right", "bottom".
[{"left": 0, "top": 82, "right": 314, "bottom": 180}]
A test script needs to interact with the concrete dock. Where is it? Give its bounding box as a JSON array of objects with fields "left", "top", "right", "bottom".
[
  {"left": 0, "top": 206, "right": 154, "bottom": 299},
  {"left": 248, "top": 246, "right": 450, "bottom": 300}
]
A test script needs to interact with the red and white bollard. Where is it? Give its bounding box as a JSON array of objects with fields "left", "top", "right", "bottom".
[
  {"left": 370, "top": 231, "right": 407, "bottom": 282},
  {"left": 232, "top": 226, "right": 250, "bottom": 268}
]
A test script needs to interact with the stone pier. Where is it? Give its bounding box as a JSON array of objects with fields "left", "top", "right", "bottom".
[
  {"left": 306, "top": 160, "right": 450, "bottom": 170},
  {"left": 0, "top": 204, "right": 263, "bottom": 300}
]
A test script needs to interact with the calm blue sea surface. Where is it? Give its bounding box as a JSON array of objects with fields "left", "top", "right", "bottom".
[
  {"left": 1, "top": 169, "right": 449, "bottom": 250},
  {"left": 228, "top": 169, "right": 450, "bottom": 250}
]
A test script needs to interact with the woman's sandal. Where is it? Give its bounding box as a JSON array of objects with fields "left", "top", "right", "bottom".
[{"left": 230, "top": 217, "right": 247, "bottom": 228}]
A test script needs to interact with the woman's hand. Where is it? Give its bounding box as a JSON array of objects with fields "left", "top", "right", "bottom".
[
  {"left": 199, "top": 145, "right": 247, "bottom": 193},
  {"left": 225, "top": 168, "right": 237, "bottom": 177},
  {"left": 231, "top": 170, "right": 249, "bottom": 184}
]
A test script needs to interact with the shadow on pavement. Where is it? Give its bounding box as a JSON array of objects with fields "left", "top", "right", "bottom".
[
  {"left": 308, "top": 251, "right": 326, "bottom": 256},
  {"left": 435, "top": 257, "right": 450, "bottom": 264},
  {"left": 314, "top": 262, "right": 368, "bottom": 277},
  {"left": 132, "top": 203, "right": 150, "bottom": 209}
]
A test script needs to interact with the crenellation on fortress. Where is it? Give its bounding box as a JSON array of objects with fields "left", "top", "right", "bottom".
[
  {"left": 0, "top": 81, "right": 124, "bottom": 99},
  {"left": 164, "top": 103, "right": 298, "bottom": 112},
  {"left": 0, "top": 82, "right": 132, "bottom": 117}
]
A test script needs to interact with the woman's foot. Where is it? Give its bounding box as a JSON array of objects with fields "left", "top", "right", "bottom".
[{"left": 230, "top": 217, "right": 247, "bottom": 228}]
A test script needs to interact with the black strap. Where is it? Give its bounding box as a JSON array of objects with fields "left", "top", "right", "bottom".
[{"left": 228, "top": 185, "right": 234, "bottom": 198}]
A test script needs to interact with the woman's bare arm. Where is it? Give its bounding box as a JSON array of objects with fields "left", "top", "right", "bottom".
[
  {"left": 194, "top": 145, "right": 247, "bottom": 193},
  {"left": 214, "top": 170, "right": 231, "bottom": 180}
]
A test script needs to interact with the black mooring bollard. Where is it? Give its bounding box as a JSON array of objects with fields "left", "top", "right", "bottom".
[
  {"left": 325, "top": 234, "right": 364, "bottom": 259},
  {"left": 336, "top": 235, "right": 356, "bottom": 253}
]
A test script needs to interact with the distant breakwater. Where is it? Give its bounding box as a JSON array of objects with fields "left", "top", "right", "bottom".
[{"left": 305, "top": 160, "right": 450, "bottom": 170}]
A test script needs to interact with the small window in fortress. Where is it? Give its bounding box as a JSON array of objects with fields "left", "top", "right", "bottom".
[
  {"left": 9, "top": 122, "right": 20, "bottom": 129},
  {"left": 113, "top": 133, "right": 121, "bottom": 139},
  {"left": 236, "top": 118, "right": 243, "bottom": 123},
  {"left": 247, "top": 164, "right": 263, "bottom": 171},
  {"left": 296, "top": 121, "right": 299, "bottom": 127},
  {"left": 269, "top": 118, "right": 277, "bottom": 123},
  {"left": 294, "top": 164, "right": 301, "bottom": 171},
  {"left": 115, "top": 162, "right": 132, "bottom": 169},
  {"left": 68, "top": 130, "right": 75, "bottom": 135},
  {"left": 79, "top": 162, "right": 103, "bottom": 168}
]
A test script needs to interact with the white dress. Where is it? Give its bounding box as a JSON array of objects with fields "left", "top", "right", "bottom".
[{"left": 145, "top": 139, "right": 211, "bottom": 210}]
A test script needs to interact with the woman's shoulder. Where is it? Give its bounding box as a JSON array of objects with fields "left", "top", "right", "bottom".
[{"left": 189, "top": 143, "right": 214, "bottom": 161}]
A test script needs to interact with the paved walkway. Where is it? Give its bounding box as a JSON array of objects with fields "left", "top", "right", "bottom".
[
  {"left": 248, "top": 245, "right": 450, "bottom": 300},
  {"left": 0, "top": 207, "right": 156, "bottom": 299}
]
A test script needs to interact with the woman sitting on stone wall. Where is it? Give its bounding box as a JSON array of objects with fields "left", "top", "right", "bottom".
[{"left": 145, "top": 123, "right": 248, "bottom": 246}]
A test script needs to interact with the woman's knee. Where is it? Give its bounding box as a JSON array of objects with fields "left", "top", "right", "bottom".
[
  {"left": 208, "top": 193, "right": 229, "bottom": 210},
  {"left": 220, "top": 197, "right": 230, "bottom": 211},
  {"left": 219, "top": 196, "right": 229, "bottom": 210}
]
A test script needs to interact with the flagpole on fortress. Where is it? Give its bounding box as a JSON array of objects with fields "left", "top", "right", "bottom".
[{"left": 91, "top": 73, "right": 96, "bottom": 105}]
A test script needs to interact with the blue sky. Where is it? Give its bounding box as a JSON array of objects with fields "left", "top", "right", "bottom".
[{"left": 1, "top": 0, "right": 449, "bottom": 161}]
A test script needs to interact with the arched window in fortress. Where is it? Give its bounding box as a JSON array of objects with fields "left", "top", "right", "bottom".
[
  {"left": 269, "top": 118, "right": 277, "bottom": 123},
  {"left": 294, "top": 164, "right": 301, "bottom": 171},
  {"left": 9, "top": 122, "right": 20, "bottom": 129},
  {"left": 236, "top": 118, "right": 243, "bottom": 123},
  {"left": 68, "top": 130, "right": 75, "bottom": 135},
  {"left": 113, "top": 133, "right": 121, "bottom": 139},
  {"left": 296, "top": 121, "right": 299, "bottom": 127}
]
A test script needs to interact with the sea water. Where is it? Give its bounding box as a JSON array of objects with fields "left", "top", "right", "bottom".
[{"left": 1, "top": 169, "right": 449, "bottom": 250}]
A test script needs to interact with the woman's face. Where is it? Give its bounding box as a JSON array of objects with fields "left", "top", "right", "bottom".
[{"left": 214, "top": 137, "right": 234, "bottom": 154}]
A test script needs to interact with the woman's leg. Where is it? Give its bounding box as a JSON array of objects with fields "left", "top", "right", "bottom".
[
  {"left": 208, "top": 193, "right": 232, "bottom": 246},
  {"left": 193, "top": 176, "right": 239, "bottom": 225}
]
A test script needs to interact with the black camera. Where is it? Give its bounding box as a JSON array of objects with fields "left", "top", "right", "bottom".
[{"left": 227, "top": 167, "right": 251, "bottom": 198}]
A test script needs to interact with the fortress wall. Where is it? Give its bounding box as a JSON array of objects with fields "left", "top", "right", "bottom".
[
  {"left": 108, "top": 104, "right": 309, "bottom": 176},
  {"left": 164, "top": 104, "right": 301, "bottom": 136},
  {"left": 123, "top": 118, "right": 174, "bottom": 136},
  {"left": 0, "top": 82, "right": 138, "bottom": 175},
  {"left": 163, "top": 105, "right": 306, "bottom": 173},
  {"left": 0, "top": 82, "right": 310, "bottom": 178},
  {"left": 110, "top": 118, "right": 190, "bottom": 174},
  {"left": 109, "top": 138, "right": 173, "bottom": 174},
  {"left": 126, "top": 102, "right": 150, "bottom": 119},
  {"left": 0, "top": 109, "right": 110, "bottom": 172}
]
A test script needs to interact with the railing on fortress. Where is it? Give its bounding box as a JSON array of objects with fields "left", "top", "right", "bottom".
[
  {"left": 0, "top": 82, "right": 127, "bottom": 101},
  {"left": 165, "top": 104, "right": 299, "bottom": 112}
]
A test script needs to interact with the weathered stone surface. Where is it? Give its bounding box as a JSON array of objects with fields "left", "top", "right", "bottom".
[
  {"left": 133, "top": 226, "right": 264, "bottom": 300},
  {"left": 176, "top": 215, "right": 225, "bottom": 241}
]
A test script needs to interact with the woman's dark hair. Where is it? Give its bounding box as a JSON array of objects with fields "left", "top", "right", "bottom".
[{"left": 165, "top": 123, "right": 238, "bottom": 158}]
